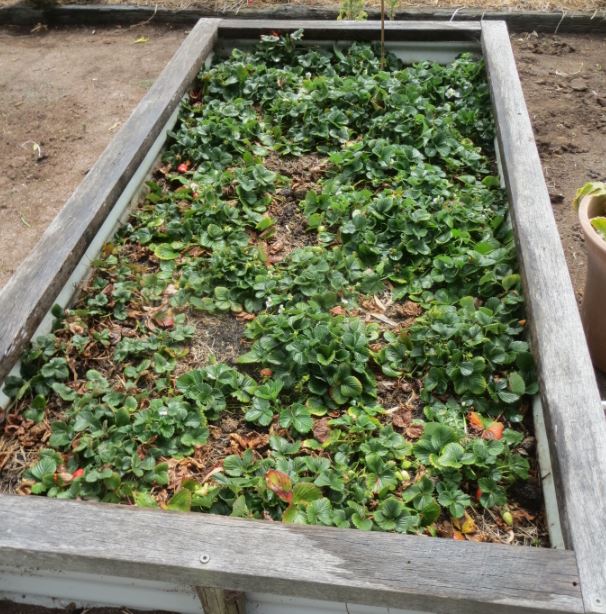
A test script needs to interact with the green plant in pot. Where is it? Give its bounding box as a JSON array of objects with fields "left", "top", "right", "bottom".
[{"left": 574, "top": 181, "right": 606, "bottom": 373}]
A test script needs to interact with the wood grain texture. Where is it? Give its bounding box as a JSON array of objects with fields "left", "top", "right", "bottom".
[
  {"left": 1, "top": 5, "right": 605, "bottom": 33},
  {"left": 0, "top": 18, "right": 219, "bottom": 384},
  {"left": 482, "top": 20, "right": 606, "bottom": 614},
  {"left": 195, "top": 587, "right": 246, "bottom": 614},
  {"left": 0, "top": 496, "right": 583, "bottom": 614},
  {"left": 217, "top": 19, "right": 482, "bottom": 42}
]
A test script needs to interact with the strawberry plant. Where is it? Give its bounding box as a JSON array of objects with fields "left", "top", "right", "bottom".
[{"left": 1, "top": 30, "right": 541, "bottom": 543}]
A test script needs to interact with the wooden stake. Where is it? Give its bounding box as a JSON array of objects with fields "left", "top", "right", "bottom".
[
  {"left": 380, "top": 0, "right": 385, "bottom": 69},
  {"left": 196, "top": 587, "right": 246, "bottom": 614}
]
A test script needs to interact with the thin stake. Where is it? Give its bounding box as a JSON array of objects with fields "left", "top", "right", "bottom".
[{"left": 380, "top": 0, "right": 385, "bottom": 69}]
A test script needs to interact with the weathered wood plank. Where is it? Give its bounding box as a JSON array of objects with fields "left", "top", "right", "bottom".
[
  {"left": 0, "top": 496, "right": 583, "bottom": 614},
  {"left": 1, "top": 5, "right": 605, "bottom": 34},
  {"left": 482, "top": 20, "right": 606, "bottom": 614},
  {"left": 217, "top": 19, "right": 482, "bottom": 42},
  {"left": 195, "top": 587, "right": 246, "bottom": 614},
  {"left": 0, "top": 18, "right": 220, "bottom": 384}
]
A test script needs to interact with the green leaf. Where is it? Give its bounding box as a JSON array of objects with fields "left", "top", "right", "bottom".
[
  {"left": 51, "top": 383, "right": 76, "bottom": 401},
  {"left": 437, "top": 443, "right": 475, "bottom": 469},
  {"left": 573, "top": 181, "right": 606, "bottom": 209},
  {"left": 306, "top": 498, "right": 333, "bottom": 525},
  {"left": 351, "top": 513, "right": 373, "bottom": 531},
  {"left": 256, "top": 216, "right": 275, "bottom": 232},
  {"left": 478, "top": 478, "right": 507, "bottom": 508},
  {"left": 292, "top": 482, "right": 322, "bottom": 505},
  {"left": 134, "top": 491, "right": 159, "bottom": 508},
  {"left": 269, "top": 435, "right": 301, "bottom": 455},
  {"left": 425, "top": 423, "right": 458, "bottom": 449},
  {"left": 245, "top": 397, "right": 274, "bottom": 426},
  {"left": 508, "top": 372, "right": 526, "bottom": 396},
  {"left": 497, "top": 390, "right": 520, "bottom": 404},
  {"left": 166, "top": 489, "right": 192, "bottom": 512},
  {"left": 502, "top": 274, "right": 520, "bottom": 291},
  {"left": 231, "top": 495, "right": 250, "bottom": 518},
  {"left": 339, "top": 375, "right": 363, "bottom": 399},
  {"left": 29, "top": 456, "right": 56, "bottom": 481},
  {"left": 24, "top": 394, "right": 47, "bottom": 423},
  {"left": 419, "top": 500, "right": 441, "bottom": 526},
  {"left": 437, "top": 485, "right": 471, "bottom": 519},
  {"left": 153, "top": 244, "right": 179, "bottom": 260},
  {"left": 282, "top": 505, "right": 307, "bottom": 524},
  {"left": 279, "top": 403, "right": 313, "bottom": 433},
  {"left": 223, "top": 450, "right": 255, "bottom": 477},
  {"left": 591, "top": 217, "right": 606, "bottom": 241}
]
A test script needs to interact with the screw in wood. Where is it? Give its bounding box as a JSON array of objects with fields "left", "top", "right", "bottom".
[{"left": 200, "top": 553, "right": 210, "bottom": 564}]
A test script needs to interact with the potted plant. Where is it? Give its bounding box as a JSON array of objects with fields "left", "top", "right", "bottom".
[{"left": 574, "top": 181, "right": 606, "bottom": 372}]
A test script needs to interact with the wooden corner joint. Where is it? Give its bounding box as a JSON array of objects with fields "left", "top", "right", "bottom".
[{"left": 195, "top": 586, "right": 246, "bottom": 614}]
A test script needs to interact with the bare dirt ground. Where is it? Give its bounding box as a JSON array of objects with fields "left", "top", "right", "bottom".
[
  {"left": 512, "top": 31, "right": 606, "bottom": 395},
  {"left": 0, "top": 25, "right": 187, "bottom": 288},
  {"left": 1, "top": 0, "right": 606, "bottom": 12},
  {"left": 512, "top": 32, "right": 606, "bottom": 296}
]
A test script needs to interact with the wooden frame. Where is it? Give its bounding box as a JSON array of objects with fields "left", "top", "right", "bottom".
[{"left": 0, "top": 19, "right": 604, "bottom": 614}]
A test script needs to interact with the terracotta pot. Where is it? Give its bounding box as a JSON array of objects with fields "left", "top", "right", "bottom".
[{"left": 579, "top": 194, "right": 606, "bottom": 373}]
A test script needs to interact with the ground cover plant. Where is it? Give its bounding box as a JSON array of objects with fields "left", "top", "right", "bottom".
[{"left": 0, "top": 30, "right": 544, "bottom": 543}]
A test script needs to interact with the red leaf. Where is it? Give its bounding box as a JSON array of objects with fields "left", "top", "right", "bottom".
[
  {"left": 467, "top": 411, "right": 484, "bottom": 432},
  {"left": 483, "top": 421, "right": 504, "bottom": 441},
  {"left": 265, "top": 470, "right": 293, "bottom": 503}
]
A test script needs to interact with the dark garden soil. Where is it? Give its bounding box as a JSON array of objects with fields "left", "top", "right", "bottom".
[{"left": 0, "top": 24, "right": 604, "bottom": 614}]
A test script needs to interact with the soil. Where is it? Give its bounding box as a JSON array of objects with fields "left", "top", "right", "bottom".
[
  {"left": 174, "top": 313, "right": 246, "bottom": 375},
  {"left": 0, "top": 25, "right": 187, "bottom": 289},
  {"left": 265, "top": 152, "right": 327, "bottom": 258},
  {"left": 1, "top": 0, "right": 606, "bottom": 12},
  {"left": 510, "top": 31, "right": 606, "bottom": 394}
]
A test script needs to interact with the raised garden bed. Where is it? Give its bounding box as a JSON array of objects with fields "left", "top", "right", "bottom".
[{"left": 0, "top": 18, "right": 605, "bottom": 614}]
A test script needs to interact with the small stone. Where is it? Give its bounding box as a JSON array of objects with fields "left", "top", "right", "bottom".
[
  {"left": 549, "top": 192, "right": 565, "bottom": 204},
  {"left": 570, "top": 78, "right": 588, "bottom": 92},
  {"left": 597, "top": 97, "right": 606, "bottom": 107}
]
